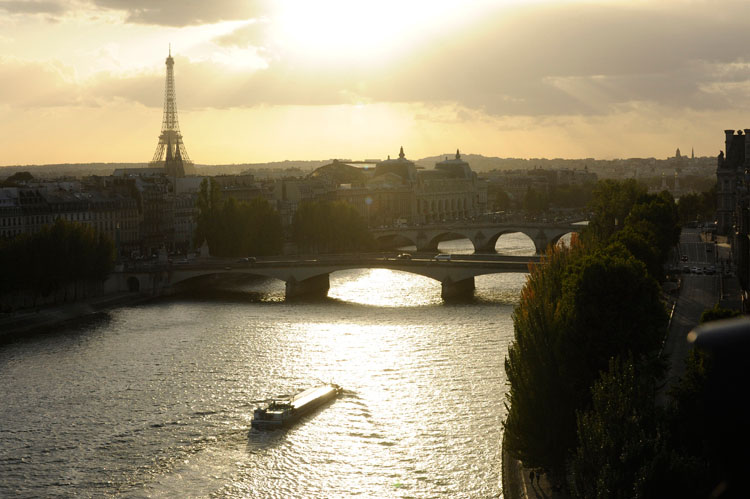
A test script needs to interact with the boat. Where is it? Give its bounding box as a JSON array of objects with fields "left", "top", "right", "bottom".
[{"left": 251, "top": 383, "right": 342, "bottom": 429}]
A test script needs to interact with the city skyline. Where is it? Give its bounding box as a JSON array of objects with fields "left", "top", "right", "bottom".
[{"left": 2, "top": 0, "right": 750, "bottom": 166}]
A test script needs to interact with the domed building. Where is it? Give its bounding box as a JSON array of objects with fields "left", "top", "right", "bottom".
[
  {"left": 333, "top": 147, "right": 486, "bottom": 227},
  {"left": 373, "top": 147, "right": 418, "bottom": 183},
  {"left": 416, "top": 150, "right": 484, "bottom": 224}
]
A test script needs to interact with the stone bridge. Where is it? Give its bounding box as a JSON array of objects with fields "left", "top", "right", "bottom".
[
  {"left": 371, "top": 221, "right": 584, "bottom": 254},
  {"left": 108, "top": 255, "right": 539, "bottom": 301}
]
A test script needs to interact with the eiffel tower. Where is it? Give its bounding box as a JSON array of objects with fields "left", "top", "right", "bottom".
[{"left": 150, "top": 46, "right": 192, "bottom": 177}]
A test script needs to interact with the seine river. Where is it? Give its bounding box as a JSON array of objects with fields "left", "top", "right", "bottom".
[{"left": 0, "top": 236, "right": 537, "bottom": 498}]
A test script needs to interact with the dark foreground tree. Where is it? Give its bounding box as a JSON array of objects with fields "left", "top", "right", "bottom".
[
  {"left": 504, "top": 241, "right": 667, "bottom": 478},
  {"left": 569, "top": 357, "right": 661, "bottom": 499},
  {"left": 0, "top": 219, "right": 114, "bottom": 308},
  {"left": 504, "top": 243, "right": 580, "bottom": 474}
]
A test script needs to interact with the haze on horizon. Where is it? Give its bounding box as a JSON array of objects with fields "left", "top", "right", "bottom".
[{"left": 1, "top": 0, "right": 749, "bottom": 166}]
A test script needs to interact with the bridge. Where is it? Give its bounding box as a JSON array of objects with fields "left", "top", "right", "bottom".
[
  {"left": 109, "top": 254, "right": 541, "bottom": 301},
  {"left": 371, "top": 220, "right": 584, "bottom": 254}
]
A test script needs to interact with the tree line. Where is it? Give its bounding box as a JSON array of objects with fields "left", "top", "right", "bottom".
[
  {"left": 292, "top": 199, "right": 373, "bottom": 254},
  {"left": 489, "top": 182, "right": 596, "bottom": 213},
  {"left": 194, "top": 178, "right": 372, "bottom": 257},
  {"left": 0, "top": 219, "right": 115, "bottom": 310},
  {"left": 194, "top": 178, "right": 284, "bottom": 257},
  {"left": 504, "top": 179, "right": 730, "bottom": 497}
]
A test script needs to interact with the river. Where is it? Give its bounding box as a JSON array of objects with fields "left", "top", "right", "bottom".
[{"left": 0, "top": 235, "right": 536, "bottom": 498}]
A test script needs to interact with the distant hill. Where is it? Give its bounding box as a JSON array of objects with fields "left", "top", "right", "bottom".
[
  {"left": 0, "top": 160, "right": 328, "bottom": 179},
  {"left": 0, "top": 154, "right": 717, "bottom": 180}
]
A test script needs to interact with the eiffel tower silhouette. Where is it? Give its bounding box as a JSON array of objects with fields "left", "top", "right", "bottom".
[{"left": 150, "top": 46, "right": 191, "bottom": 177}]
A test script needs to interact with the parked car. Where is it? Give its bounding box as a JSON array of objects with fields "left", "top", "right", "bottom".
[{"left": 434, "top": 254, "right": 451, "bottom": 262}]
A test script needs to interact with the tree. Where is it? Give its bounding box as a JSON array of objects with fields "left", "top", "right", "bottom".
[
  {"left": 193, "top": 178, "right": 283, "bottom": 257},
  {"left": 569, "top": 357, "right": 660, "bottom": 499},
  {"left": 194, "top": 178, "right": 222, "bottom": 250},
  {"left": 624, "top": 191, "right": 680, "bottom": 265},
  {"left": 585, "top": 179, "right": 647, "bottom": 243},
  {"left": 504, "top": 242, "right": 580, "bottom": 474},
  {"left": 677, "top": 186, "right": 717, "bottom": 224},
  {"left": 504, "top": 242, "right": 667, "bottom": 478},
  {"left": 488, "top": 185, "right": 512, "bottom": 211},
  {"left": 699, "top": 305, "right": 741, "bottom": 324},
  {"left": 292, "top": 200, "right": 373, "bottom": 253},
  {"left": 548, "top": 183, "right": 595, "bottom": 209},
  {"left": 0, "top": 219, "right": 115, "bottom": 308},
  {"left": 522, "top": 187, "right": 548, "bottom": 214},
  {"left": 611, "top": 225, "right": 662, "bottom": 279},
  {"left": 0, "top": 171, "right": 34, "bottom": 187}
]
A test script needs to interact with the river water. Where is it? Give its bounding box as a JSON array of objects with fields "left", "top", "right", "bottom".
[{"left": 0, "top": 236, "right": 536, "bottom": 498}]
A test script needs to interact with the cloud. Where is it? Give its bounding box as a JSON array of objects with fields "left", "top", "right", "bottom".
[
  {"left": 213, "top": 20, "right": 270, "bottom": 49},
  {"left": 0, "top": 0, "right": 67, "bottom": 15},
  {"left": 0, "top": 56, "right": 84, "bottom": 107},
  {"left": 8, "top": 0, "right": 750, "bottom": 122},
  {"left": 89, "top": 0, "right": 268, "bottom": 27}
]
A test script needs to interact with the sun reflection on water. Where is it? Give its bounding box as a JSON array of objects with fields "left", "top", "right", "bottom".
[{"left": 329, "top": 268, "right": 442, "bottom": 307}]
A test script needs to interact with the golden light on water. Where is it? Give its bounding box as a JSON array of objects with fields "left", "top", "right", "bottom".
[{"left": 329, "top": 269, "right": 442, "bottom": 306}]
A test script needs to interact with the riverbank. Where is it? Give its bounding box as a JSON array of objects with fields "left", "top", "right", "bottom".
[{"left": 0, "top": 292, "right": 151, "bottom": 340}]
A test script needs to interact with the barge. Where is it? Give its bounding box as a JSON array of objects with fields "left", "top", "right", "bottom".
[{"left": 251, "top": 383, "right": 342, "bottom": 429}]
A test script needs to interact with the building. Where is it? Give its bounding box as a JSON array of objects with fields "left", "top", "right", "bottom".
[
  {"left": 314, "top": 147, "right": 487, "bottom": 227},
  {"left": 716, "top": 129, "right": 748, "bottom": 236},
  {"left": 0, "top": 183, "right": 140, "bottom": 256}
]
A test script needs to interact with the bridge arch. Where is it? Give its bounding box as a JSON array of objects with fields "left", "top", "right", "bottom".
[
  {"left": 425, "top": 230, "right": 474, "bottom": 253},
  {"left": 373, "top": 233, "right": 417, "bottom": 251},
  {"left": 370, "top": 222, "right": 584, "bottom": 255},
  {"left": 130, "top": 257, "right": 534, "bottom": 302},
  {"left": 550, "top": 231, "right": 577, "bottom": 249},
  {"left": 479, "top": 230, "right": 537, "bottom": 255}
]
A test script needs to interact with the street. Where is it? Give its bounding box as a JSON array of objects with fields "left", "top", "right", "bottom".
[{"left": 663, "top": 229, "right": 724, "bottom": 394}]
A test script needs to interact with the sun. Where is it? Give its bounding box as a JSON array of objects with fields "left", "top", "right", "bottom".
[{"left": 270, "top": 0, "right": 469, "bottom": 64}]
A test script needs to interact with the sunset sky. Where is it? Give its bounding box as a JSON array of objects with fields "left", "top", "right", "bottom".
[{"left": 2, "top": 0, "right": 750, "bottom": 165}]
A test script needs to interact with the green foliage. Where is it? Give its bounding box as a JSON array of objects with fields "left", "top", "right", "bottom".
[
  {"left": 504, "top": 240, "right": 667, "bottom": 475},
  {"left": 488, "top": 184, "right": 512, "bottom": 211},
  {"left": 583, "top": 181, "right": 680, "bottom": 281},
  {"left": 558, "top": 250, "right": 667, "bottom": 397},
  {"left": 585, "top": 179, "right": 647, "bottom": 242},
  {"left": 504, "top": 239, "right": 668, "bottom": 477},
  {"left": 569, "top": 357, "right": 660, "bottom": 499},
  {"left": 194, "top": 178, "right": 283, "bottom": 257},
  {"left": 522, "top": 187, "right": 548, "bottom": 214},
  {"left": 624, "top": 191, "right": 680, "bottom": 263},
  {"left": 548, "top": 183, "right": 595, "bottom": 209},
  {"left": 0, "top": 219, "right": 115, "bottom": 306},
  {"left": 504, "top": 243, "right": 581, "bottom": 472},
  {"left": 194, "top": 177, "right": 222, "bottom": 251},
  {"left": 699, "top": 304, "right": 741, "bottom": 324},
  {"left": 292, "top": 200, "right": 373, "bottom": 253},
  {"left": 677, "top": 186, "right": 716, "bottom": 224},
  {"left": 611, "top": 225, "right": 662, "bottom": 279},
  {"left": 1, "top": 171, "right": 34, "bottom": 186},
  {"left": 657, "top": 349, "right": 718, "bottom": 498}
]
